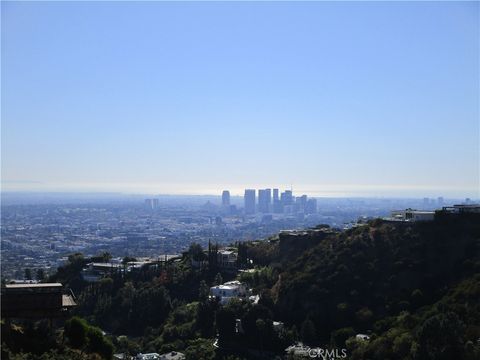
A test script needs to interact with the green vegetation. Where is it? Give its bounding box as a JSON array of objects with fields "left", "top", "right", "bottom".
[
  {"left": 64, "top": 317, "right": 114, "bottom": 359},
  {"left": 3, "top": 213, "right": 480, "bottom": 359}
]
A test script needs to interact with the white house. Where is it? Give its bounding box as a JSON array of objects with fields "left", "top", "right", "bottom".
[
  {"left": 273, "top": 321, "right": 284, "bottom": 333},
  {"left": 136, "top": 353, "right": 160, "bottom": 360},
  {"left": 356, "top": 334, "right": 370, "bottom": 341},
  {"left": 210, "top": 280, "right": 247, "bottom": 304},
  {"left": 136, "top": 352, "right": 184, "bottom": 360},
  {"left": 390, "top": 209, "right": 435, "bottom": 222}
]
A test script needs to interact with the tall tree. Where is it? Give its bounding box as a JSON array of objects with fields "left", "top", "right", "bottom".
[
  {"left": 301, "top": 318, "right": 317, "bottom": 345},
  {"left": 198, "top": 280, "right": 209, "bottom": 302},
  {"left": 36, "top": 268, "right": 46, "bottom": 281},
  {"left": 64, "top": 317, "right": 88, "bottom": 349},
  {"left": 24, "top": 268, "right": 32, "bottom": 280},
  {"left": 214, "top": 272, "right": 223, "bottom": 286}
]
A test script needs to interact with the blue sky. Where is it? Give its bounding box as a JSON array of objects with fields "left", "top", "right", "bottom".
[{"left": 1, "top": 1, "right": 479, "bottom": 197}]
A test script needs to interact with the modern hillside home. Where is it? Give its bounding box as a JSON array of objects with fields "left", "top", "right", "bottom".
[{"left": 210, "top": 280, "right": 248, "bottom": 304}]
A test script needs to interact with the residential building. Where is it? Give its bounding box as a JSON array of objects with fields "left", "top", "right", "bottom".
[
  {"left": 81, "top": 262, "right": 123, "bottom": 282},
  {"left": 136, "top": 352, "right": 185, "bottom": 360},
  {"left": 210, "top": 280, "right": 248, "bottom": 304},
  {"left": 390, "top": 209, "right": 435, "bottom": 222},
  {"left": 441, "top": 204, "right": 480, "bottom": 214},
  {"left": 217, "top": 249, "right": 237, "bottom": 270},
  {"left": 1, "top": 283, "right": 77, "bottom": 319}
]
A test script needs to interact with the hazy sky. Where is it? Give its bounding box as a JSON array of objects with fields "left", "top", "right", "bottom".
[{"left": 2, "top": 1, "right": 479, "bottom": 197}]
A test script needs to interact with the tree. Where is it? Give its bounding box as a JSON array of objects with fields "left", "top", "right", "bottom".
[
  {"left": 216, "top": 307, "right": 236, "bottom": 345},
  {"left": 184, "top": 338, "right": 216, "bottom": 360},
  {"left": 237, "top": 242, "right": 248, "bottom": 268},
  {"left": 415, "top": 312, "right": 465, "bottom": 360},
  {"left": 64, "top": 317, "right": 88, "bottom": 349},
  {"left": 101, "top": 252, "right": 112, "bottom": 263},
  {"left": 197, "top": 301, "right": 215, "bottom": 337},
  {"left": 355, "top": 307, "right": 373, "bottom": 324},
  {"left": 87, "top": 326, "right": 114, "bottom": 360},
  {"left": 411, "top": 288, "right": 424, "bottom": 308},
  {"left": 208, "top": 241, "right": 218, "bottom": 271},
  {"left": 188, "top": 243, "right": 206, "bottom": 261},
  {"left": 301, "top": 318, "right": 317, "bottom": 345},
  {"left": 64, "top": 317, "right": 113, "bottom": 359},
  {"left": 122, "top": 256, "right": 137, "bottom": 265},
  {"left": 331, "top": 327, "right": 355, "bottom": 347},
  {"left": 24, "top": 268, "right": 32, "bottom": 280},
  {"left": 241, "top": 304, "right": 273, "bottom": 339},
  {"left": 256, "top": 319, "right": 266, "bottom": 354},
  {"left": 36, "top": 268, "right": 46, "bottom": 281},
  {"left": 214, "top": 273, "right": 223, "bottom": 286},
  {"left": 198, "top": 280, "right": 209, "bottom": 302}
]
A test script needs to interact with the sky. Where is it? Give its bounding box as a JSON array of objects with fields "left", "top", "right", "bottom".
[{"left": 1, "top": 1, "right": 479, "bottom": 198}]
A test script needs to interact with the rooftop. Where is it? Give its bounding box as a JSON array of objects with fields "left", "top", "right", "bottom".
[
  {"left": 62, "top": 295, "right": 77, "bottom": 307},
  {"left": 5, "top": 283, "right": 62, "bottom": 289}
]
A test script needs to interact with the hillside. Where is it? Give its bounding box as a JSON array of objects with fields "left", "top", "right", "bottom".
[
  {"left": 2, "top": 212, "right": 480, "bottom": 360},
  {"left": 266, "top": 213, "right": 480, "bottom": 358}
]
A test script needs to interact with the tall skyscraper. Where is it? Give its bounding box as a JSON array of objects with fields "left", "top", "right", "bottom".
[
  {"left": 244, "top": 189, "right": 256, "bottom": 215},
  {"left": 273, "top": 189, "right": 279, "bottom": 202},
  {"left": 145, "top": 199, "right": 153, "bottom": 209},
  {"left": 281, "top": 190, "right": 293, "bottom": 206},
  {"left": 258, "top": 188, "right": 272, "bottom": 213},
  {"left": 273, "top": 188, "right": 282, "bottom": 213},
  {"left": 146, "top": 198, "right": 159, "bottom": 209},
  {"left": 306, "top": 198, "right": 317, "bottom": 214},
  {"left": 296, "top": 194, "right": 308, "bottom": 212},
  {"left": 222, "top": 190, "right": 231, "bottom": 206}
]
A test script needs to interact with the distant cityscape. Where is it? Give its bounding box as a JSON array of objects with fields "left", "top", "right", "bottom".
[{"left": 0, "top": 190, "right": 476, "bottom": 281}]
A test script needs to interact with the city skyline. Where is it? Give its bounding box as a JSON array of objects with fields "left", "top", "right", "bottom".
[{"left": 2, "top": 2, "right": 479, "bottom": 198}]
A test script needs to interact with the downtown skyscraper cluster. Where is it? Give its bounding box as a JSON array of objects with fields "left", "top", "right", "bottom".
[{"left": 233, "top": 188, "right": 318, "bottom": 215}]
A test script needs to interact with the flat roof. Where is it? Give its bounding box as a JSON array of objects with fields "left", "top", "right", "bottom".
[
  {"left": 90, "top": 263, "right": 123, "bottom": 267},
  {"left": 5, "top": 283, "right": 62, "bottom": 289}
]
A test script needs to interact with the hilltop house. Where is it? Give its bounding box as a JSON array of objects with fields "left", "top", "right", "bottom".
[
  {"left": 210, "top": 280, "right": 248, "bottom": 305},
  {"left": 81, "top": 262, "right": 123, "bottom": 282},
  {"left": 217, "top": 249, "right": 237, "bottom": 270},
  {"left": 1, "top": 283, "right": 76, "bottom": 320},
  {"left": 389, "top": 209, "right": 435, "bottom": 222}
]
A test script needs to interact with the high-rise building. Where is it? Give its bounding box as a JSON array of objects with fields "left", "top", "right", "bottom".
[
  {"left": 145, "top": 199, "right": 153, "bottom": 209},
  {"left": 258, "top": 189, "right": 272, "bottom": 213},
  {"left": 273, "top": 189, "right": 279, "bottom": 202},
  {"left": 244, "top": 189, "right": 256, "bottom": 215},
  {"left": 281, "top": 190, "right": 293, "bottom": 206},
  {"left": 305, "top": 198, "right": 318, "bottom": 214},
  {"left": 272, "top": 188, "right": 282, "bottom": 213},
  {"left": 437, "top": 197, "right": 444, "bottom": 207},
  {"left": 296, "top": 195, "right": 308, "bottom": 212},
  {"left": 222, "top": 190, "right": 231, "bottom": 207},
  {"left": 152, "top": 199, "right": 159, "bottom": 209}
]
